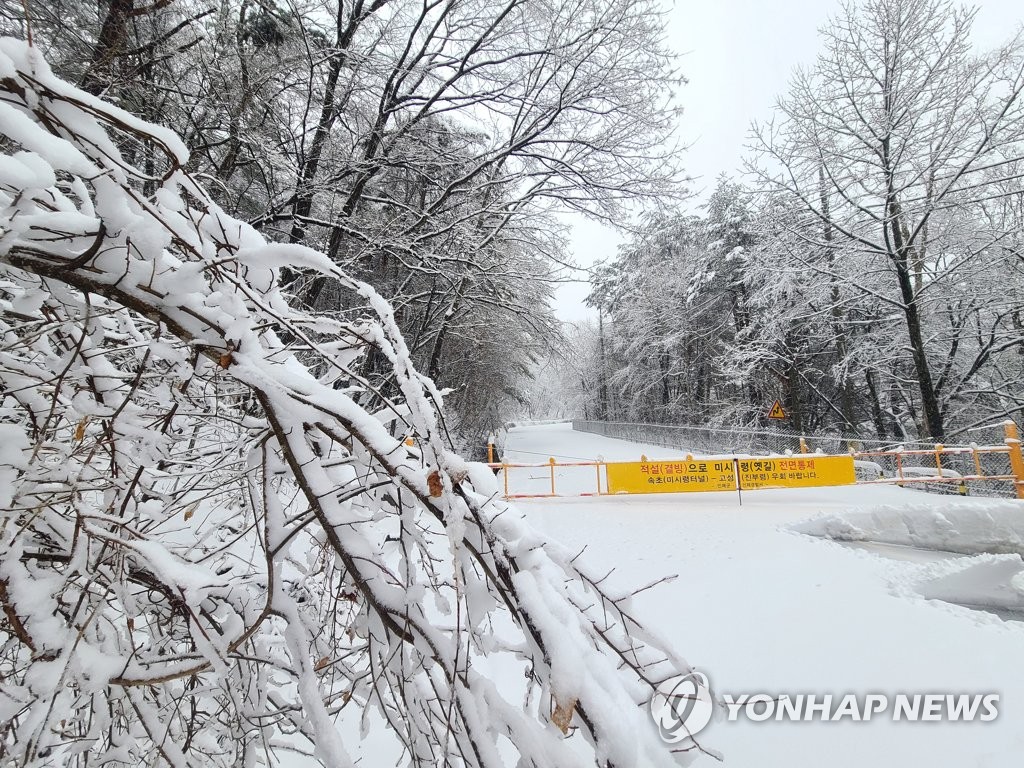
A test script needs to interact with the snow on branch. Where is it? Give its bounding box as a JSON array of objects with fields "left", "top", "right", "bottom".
[{"left": 0, "top": 39, "right": 698, "bottom": 767}]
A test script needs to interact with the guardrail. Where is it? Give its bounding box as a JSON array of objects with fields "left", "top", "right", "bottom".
[
  {"left": 492, "top": 422, "right": 1024, "bottom": 500},
  {"left": 852, "top": 444, "right": 1017, "bottom": 493},
  {"left": 566, "top": 420, "right": 1024, "bottom": 500},
  {"left": 492, "top": 457, "right": 606, "bottom": 499}
]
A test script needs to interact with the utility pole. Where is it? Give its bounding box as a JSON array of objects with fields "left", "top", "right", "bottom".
[{"left": 598, "top": 309, "right": 610, "bottom": 420}]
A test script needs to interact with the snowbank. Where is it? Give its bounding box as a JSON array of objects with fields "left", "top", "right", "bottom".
[
  {"left": 914, "top": 556, "right": 1024, "bottom": 613},
  {"left": 792, "top": 499, "right": 1024, "bottom": 556}
]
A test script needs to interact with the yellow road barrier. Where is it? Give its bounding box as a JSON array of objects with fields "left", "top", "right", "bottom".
[
  {"left": 605, "top": 459, "right": 734, "bottom": 494},
  {"left": 604, "top": 456, "right": 855, "bottom": 495},
  {"left": 491, "top": 421, "right": 1024, "bottom": 499}
]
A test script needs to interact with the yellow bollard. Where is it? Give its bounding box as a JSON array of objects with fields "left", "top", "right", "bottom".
[{"left": 1004, "top": 422, "right": 1024, "bottom": 500}]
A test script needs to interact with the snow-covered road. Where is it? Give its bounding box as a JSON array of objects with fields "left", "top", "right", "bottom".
[{"left": 509, "top": 423, "right": 1024, "bottom": 767}]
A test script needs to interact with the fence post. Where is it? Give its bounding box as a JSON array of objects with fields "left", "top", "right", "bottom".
[
  {"left": 799, "top": 437, "right": 808, "bottom": 454},
  {"left": 549, "top": 457, "right": 556, "bottom": 496},
  {"left": 1004, "top": 422, "right": 1024, "bottom": 500}
]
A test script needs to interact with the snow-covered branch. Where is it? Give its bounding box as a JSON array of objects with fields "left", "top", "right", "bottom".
[{"left": 0, "top": 40, "right": 694, "bottom": 767}]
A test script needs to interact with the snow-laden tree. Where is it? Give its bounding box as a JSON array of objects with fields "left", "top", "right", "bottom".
[
  {"left": 7, "top": 0, "right": 686, "bottom": 448},
  {"left": 572, "top": 3, "right": 1024, "bottom": 440},
  {"left": 723, "top": 199, "right": 891, "bottom": 436},
  {"left": 750, "top": 0, "right": 1024, "bottom": 439},
  {"left": 588, "top": 213, "right": 706, "bottom": 423},
  {"left": 583, "top": 180, "right": 766, "bottom": 426},
  {"left": 0, "top": 41, "right": 700, "bottom": 767}
]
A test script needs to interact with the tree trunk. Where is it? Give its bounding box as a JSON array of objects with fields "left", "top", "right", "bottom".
[
  {"left": 881, "top": 126, "right": 944, "bottom": 438},
  {"left": 598, "top": 311, "right": 610, "bottom": 420},
  {"left": 897, "top": 271, "right": 944, "bottom": 439},
  {"left": 82, "top": 0, "right": 135, "bottom": 95},
  {"left": 865, "top": 369, "right": 887, "bottom": 440},
  {"left": 288, "top": 8, "right": 348, "bottom": 245},
  {"left": 784, "top": 361, "right": 803, "bottom": 433},
  {"left": 820, "top": 167, "right": 856, "bottom": 432}
]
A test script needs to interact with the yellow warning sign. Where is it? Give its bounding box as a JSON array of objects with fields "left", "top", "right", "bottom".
[
  {"left": 606, "top": 459, "right": 736, "bottom": 494},
  {"left": 767, "top": 400, "right": 786, "bottom": 419},
  {"left": 604, "top": 455, "right": 856, "bottom": 494},
  {"left": 735, "top": 456, "right": 855, "bottom": 490}
]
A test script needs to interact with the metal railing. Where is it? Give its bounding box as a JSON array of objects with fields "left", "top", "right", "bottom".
[
  {"left": 852, "top": 444, "right": 1018, "bottom": 497},
  {"left": 534, "top": 420, "right": 1024, "bottom": 500},
  {"left": 492, "top": 457, "right": 606, "bottom": 499}
]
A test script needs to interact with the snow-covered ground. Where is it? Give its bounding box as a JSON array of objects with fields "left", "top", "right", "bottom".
[{"left": 509, "top": 423, "right": 1024, "bottom": 767}]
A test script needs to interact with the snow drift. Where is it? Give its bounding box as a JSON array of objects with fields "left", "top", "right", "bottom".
[{"left": 793, "top": 500, "right": 1024, "bottom": 557}]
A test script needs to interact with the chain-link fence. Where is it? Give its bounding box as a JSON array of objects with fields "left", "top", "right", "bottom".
[
  {"left": 571, "top": 420, "right": 1021, "bottom": 499},
  {"left": 571, "top": 419, "right": 901, "bottom": 455}
]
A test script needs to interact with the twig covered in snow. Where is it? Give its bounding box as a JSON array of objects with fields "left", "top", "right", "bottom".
[{"left": 0, "top": 39, "right": 697, "bottom": 767}]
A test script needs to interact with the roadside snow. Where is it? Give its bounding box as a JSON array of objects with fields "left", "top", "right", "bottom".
[
  {"left": 914, "top": 557, "right": 1024, "bottom": 614},
  {"left": 793, "top": 500, "right": 1024, "bottom": 557},
  {"left": 510, "top": 423, "right": 1024, "bottom": 768}
]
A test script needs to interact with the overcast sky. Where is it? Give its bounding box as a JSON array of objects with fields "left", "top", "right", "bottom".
[{"left": 552, "top": 0, "right": 1024, "bottom": 323}]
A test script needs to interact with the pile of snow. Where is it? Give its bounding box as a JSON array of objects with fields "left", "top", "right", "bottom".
[
  {"left": 915, "top": 556, "right": 1024, "bottom": 613},
  {"left": 854, "top": 459, "right": 884, "bottom": 481},
  {"left": 792, "top": 499, "right": 1024, "bottom": 556},
  {"left": 898, "top": 466, "right": 964, "bottom": 479}
]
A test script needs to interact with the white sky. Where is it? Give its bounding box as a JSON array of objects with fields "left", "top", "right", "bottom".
[{"left": 552, "top": 0, "right": 1024, "bottom": 323}]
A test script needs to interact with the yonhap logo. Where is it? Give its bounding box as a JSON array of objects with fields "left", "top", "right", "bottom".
[
  {"left": 648, "top": 674, "right": 1001, "bottom": 742},
  {"left": 721, "top": 692, "right": 1000, "bottom": 722},
  {"left": 650, "top": 671, "right": 715, "bottom": 742}
]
